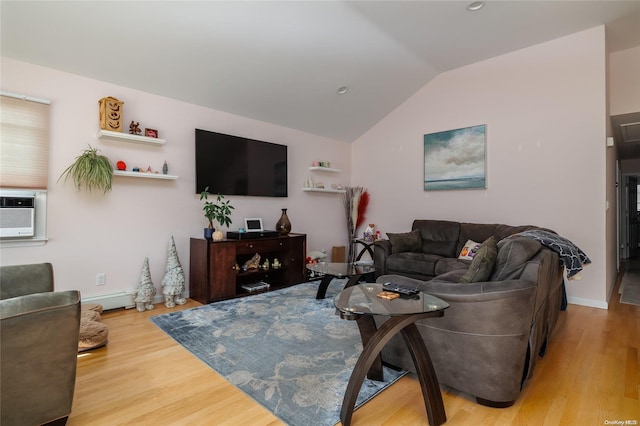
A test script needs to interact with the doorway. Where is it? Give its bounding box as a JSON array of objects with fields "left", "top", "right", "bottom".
[{"left": 620, "top": 174, "right": 640, "bottom": 261}]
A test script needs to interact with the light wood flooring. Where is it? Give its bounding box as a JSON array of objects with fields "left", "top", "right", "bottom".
[{"left": 69, "top": 273, "right": 639, "bottom": 425}]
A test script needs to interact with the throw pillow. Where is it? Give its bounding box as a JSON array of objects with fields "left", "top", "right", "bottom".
[
  {"left": 387, "top": 229, "right": 422, "bottom": 254},
  {"left": 458, "top": 239, "right": 481, "bottom": 260},
  {"left": 459, "top": 236, "right": 498, "bottom": 283}
]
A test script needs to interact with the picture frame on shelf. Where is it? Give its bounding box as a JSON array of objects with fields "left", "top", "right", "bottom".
[
  {"left": 244, "top": 218, "right": 264, "bottom": 232},
  {"left": 145, "top": 128, "right": 158, "bottom": 138}
]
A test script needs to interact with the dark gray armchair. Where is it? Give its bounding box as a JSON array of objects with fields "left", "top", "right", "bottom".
[{"left": 0, "top": 263, "right": 80, "bottom": 426}]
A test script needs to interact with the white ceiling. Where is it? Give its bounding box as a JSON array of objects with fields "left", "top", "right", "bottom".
[{"left": 2, "top": 1, "right": 640, "bottom": 142}]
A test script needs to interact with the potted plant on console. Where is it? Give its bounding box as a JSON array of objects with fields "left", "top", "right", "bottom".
[{"left": 200, "top": 186, "right": 234, "bottom": 241}]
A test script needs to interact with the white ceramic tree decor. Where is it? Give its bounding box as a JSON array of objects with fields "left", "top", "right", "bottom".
[
  {"left": 134, "top": 257, "right": 156, "bottom": 312},
  {"left": 162, "top": 236, "right": 186, "bottom": 308}
]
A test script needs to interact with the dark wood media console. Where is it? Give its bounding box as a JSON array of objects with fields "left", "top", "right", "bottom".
[{"left": 189, "top": 233, "right": 306, "bottom": 303}]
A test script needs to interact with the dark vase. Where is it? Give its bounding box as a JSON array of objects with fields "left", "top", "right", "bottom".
[
  {"left": 204, "top": 227, "right": 214, "bottom": 240},
  {"left": 276, "top": 208, "right": 292, "bottom": 235}
]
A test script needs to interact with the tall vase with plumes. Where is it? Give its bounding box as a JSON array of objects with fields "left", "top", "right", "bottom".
[
  {"left": 343, "top": 187, "right": 369, "bottom": 264},
  {"left": 276, "top": 208, "right": 292, "bottom": 235}
]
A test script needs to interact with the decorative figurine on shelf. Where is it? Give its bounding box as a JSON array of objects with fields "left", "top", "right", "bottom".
[
  {"left": 162, "top": 161, "right": 168, "bottom": 175},
  {"left": 129, "top": 121, "right": 141, "bottom": 135},
  {"left": 162, "top": 236, "right": 187, "bottom": 308},
  {"left": 304, "top": 176, "right": 314, "bottom": 188},
  {"left": 99, "top": 96, "right": 123, "bottom": 132},
  {"left": 363, "top": 224, "right": 376, "bottom": 242},
  {"left": 243, "top": 253, "right": 261, "bottom": 271},
  {"left": 272, "top": 258, "right": 281, "bottom": 269},
  {"left": 134, "top": 257, "right": 156, "bottom": 312},
  {"left": 262, "top": 259, "right": 270, "bottom": 270},
  {"left": 146, "top": 166, "right": 152, "bottom": 173},
  {"left": 116, "top": 160, "right": 127, "bottom": 171}
]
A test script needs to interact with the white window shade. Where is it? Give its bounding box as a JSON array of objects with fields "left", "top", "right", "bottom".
[{"left": 0, "top": 94, "right": 50, "bottom": 189}]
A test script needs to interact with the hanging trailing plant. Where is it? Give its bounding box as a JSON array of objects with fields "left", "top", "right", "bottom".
[{"left": 58, "top": 145, "right": 113, "bottom": 193}]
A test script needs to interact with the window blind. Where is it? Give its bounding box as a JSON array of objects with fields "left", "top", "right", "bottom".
[{"left": 0, "top": 94, "right": 50, "bottom": 189}]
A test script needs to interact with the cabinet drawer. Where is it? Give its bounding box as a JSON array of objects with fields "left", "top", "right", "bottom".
[{"left": 235, "top": 238, "right": 288, "bottom": 255}]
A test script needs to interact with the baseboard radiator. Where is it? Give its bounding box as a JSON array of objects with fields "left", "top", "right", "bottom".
[{"left": 82, "top": 291, "right": 136, "bottom": 311}]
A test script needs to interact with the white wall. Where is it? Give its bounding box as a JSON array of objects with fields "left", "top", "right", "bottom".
[
  {"left": 352, "top": 27, "right": 609, "bottom": 308},
  {"left": 0, "top": 58, "right": 351, "bottom": 299},
  {"left": 613, "top": 45, "right": 640, "bottom": 176},
  {"left": 609, "top": 46, "right": 640, "bottom": 116}
]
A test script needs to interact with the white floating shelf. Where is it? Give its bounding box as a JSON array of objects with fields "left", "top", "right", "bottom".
[
  {"left": 98, "top": 129, "right": 166, "bottom": 146},
  {"left": 302, "top": 187, "right": 345, "bottom": 194},
  {"left": 113, "top": 170, "right": 178, "bottom": 180},
  {"left": 309, "top": 166, "right": 340, "bottom": 173}
]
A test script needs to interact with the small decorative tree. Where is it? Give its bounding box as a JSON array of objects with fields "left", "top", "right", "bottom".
[{"left": 200, "top": 186, "right": 234, "bottom": 240}]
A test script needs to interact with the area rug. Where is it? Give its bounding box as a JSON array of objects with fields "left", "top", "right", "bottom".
[
  {"left": 620, "top": 269, "right": 640, "bottom": 306},
  {"left": 150, "top": 280, "right": 406, "bottom": 426}
]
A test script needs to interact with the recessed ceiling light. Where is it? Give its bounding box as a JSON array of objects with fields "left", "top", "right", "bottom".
[
  {"left": 467, "top": 1, "right": 485, "bottom": 11},
  {"left": 337, "top": 86, "right": 349, "bottom": 95}
]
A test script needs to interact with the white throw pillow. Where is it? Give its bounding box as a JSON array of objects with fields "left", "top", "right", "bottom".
[{"left": 458, "top": 239, "right": 481, "bottom": 260}]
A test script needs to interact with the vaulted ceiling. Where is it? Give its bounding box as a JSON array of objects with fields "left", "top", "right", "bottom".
[{"left": 2, "top": 1, "right": 640, "bottom": 142}]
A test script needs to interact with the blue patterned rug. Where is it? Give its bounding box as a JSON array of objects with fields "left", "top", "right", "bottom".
[{"left": 150, "top": 280, "right": 406, "bottom": 426}]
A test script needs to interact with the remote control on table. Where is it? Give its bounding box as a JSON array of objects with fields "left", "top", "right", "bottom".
[{"left": 382, "top": 282, "right": 420, "bottom": 296}]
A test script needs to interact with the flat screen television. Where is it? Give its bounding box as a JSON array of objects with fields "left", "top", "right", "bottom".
[{"left": 195, "top": 129, "right": 288, "bottom": 197}]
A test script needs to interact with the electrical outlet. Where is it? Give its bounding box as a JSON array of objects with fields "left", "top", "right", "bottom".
[{"left": 96, "top": 272, "right": 106, "bottom": 286}]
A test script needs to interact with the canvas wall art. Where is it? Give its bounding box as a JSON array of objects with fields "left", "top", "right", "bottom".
[{"left": 424, "top": 124, "right": 486, "bottom": 191}]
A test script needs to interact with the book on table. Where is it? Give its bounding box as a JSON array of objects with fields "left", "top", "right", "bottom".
[{"left": 242, "top": 281, "right": 271, "bottom": 293}]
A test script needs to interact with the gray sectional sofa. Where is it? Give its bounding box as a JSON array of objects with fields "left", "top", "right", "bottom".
[{"left": 373, "top": 219, "right": 565, "bottom": 407}]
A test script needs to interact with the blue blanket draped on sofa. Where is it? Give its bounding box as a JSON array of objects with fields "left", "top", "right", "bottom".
[{"left": 517, "top": 229, "right": 591, "bottom": 279}]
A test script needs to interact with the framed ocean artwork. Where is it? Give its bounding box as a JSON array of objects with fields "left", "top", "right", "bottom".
[{"left": 424, "top": 124, "right": 486, "bottom": 191}]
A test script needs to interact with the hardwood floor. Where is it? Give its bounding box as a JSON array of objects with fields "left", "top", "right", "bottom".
[{"left": 69, "top": 274, "right": 639, "bottom": 425}]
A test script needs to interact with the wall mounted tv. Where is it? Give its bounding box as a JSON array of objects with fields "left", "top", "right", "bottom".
[{"left": 195, "top": 129, "right": 288, "bottom": 197}]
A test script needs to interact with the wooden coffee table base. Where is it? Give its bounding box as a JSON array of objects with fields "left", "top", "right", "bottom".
[{"left": 339, "top": 311, "right": 447, "bottom": 426}]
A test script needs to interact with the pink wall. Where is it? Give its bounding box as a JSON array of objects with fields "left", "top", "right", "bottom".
[
  {"left": 352, "top": 27, "right": 609, "bottom": 307},
  {"left": 0, "top": 58, "right": 351, "bottom": 300}
]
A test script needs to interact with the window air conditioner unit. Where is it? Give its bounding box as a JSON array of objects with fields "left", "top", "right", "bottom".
[{"left": 0, "top": 196, "right": 35, "bottom": 238}]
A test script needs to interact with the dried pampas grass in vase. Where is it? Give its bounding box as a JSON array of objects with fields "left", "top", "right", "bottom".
[{"left": 343, "top": 186, "right": 369, "bottom": 264}]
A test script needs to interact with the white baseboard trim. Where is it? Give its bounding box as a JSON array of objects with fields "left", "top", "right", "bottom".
[
  {"left": 83, "top": 291, "right": 135, "bottom": 310},
  {"left": 566, "top": 296, "right": 608, "bottom": 310}
]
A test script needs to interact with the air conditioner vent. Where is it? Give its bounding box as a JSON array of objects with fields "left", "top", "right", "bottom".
[{"left": 621, "top": 122, "right": 640, "bottom": 144}]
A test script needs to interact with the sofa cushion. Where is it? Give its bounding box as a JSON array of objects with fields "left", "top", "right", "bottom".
[
  {"left": 434, "top": 257, "right": 471, "bottom": 276},
  {"left": 413, "top": 220, "right": 460, "bottom": 257},
  {"left": 460, "top": 237, "right": 498, "bottom": 283},
  {"left": 490, "top": 236, "right": 542, "bottom": 281},
  {"left": 387, "top": 229, "right": 422, "bottom": 254},
  {"left": 457, "top": 223, "right": 497, "bottom": 255},
  {"left": 432, "top": 268, "right": 468, "bottom": 283},
  {"left": 387, "top": 252, "right": 442, "bottom": 278}
]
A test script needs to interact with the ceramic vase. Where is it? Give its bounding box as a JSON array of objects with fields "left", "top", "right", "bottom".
[
  {"left": 204, "top": 228, "right": 214, "bottom": 240},
  {"left": 276, "top": 208, "right": 292, "bottom": 235}
]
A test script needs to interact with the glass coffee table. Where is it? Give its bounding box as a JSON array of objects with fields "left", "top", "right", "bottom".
[
  {"left": 306, "top": 262, "right": 375, "bottom": 299},
  {"left": 333, "top": 283, "right": 449, "bottom": 426}
]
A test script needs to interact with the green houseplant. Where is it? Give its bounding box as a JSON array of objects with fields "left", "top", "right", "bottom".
[
  {"left": 200, "top": 186, "right": 234, "bottom": 240},
  {"left": 58, "top": 145, "right": 113, "bottom": 193}
]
